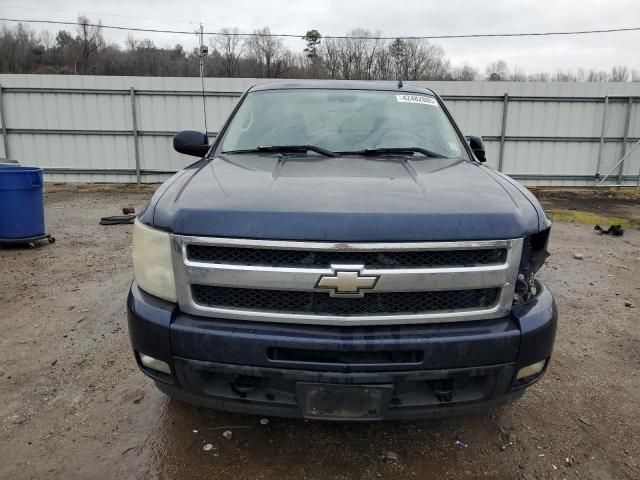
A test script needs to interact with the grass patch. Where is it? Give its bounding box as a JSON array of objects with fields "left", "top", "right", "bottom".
[{"left": 548, "top": 209, "right": 639, "bottom": 228}]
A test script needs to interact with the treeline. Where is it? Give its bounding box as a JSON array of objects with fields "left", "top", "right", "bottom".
[{"left": 1, "top": 17, "right": 639, "bottom": 82}]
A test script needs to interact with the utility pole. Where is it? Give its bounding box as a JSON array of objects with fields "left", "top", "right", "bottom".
[{"left": 198, "top": 23, "right": 208, "bottom": 134}]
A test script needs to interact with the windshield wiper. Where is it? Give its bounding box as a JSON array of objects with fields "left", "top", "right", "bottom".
[
  {"left": 337, "top": 147, "right": 446, "bottom": 158},
  {"left": 222, "top": 145, "right": 337, "bottom": 157}
]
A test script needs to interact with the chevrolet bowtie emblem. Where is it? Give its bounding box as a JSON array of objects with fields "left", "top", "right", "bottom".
[{"left": 316, "top": 266, "right": 379, "bottom": 297}]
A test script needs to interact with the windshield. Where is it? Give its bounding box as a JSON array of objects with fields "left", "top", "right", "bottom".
[{"left": 221, "top": 89, "right": 467, "bottom": 158}]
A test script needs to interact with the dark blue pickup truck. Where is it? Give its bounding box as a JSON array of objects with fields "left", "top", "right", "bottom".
[{"left": 127, "top": 81, "right": 556, "bottom": 420}]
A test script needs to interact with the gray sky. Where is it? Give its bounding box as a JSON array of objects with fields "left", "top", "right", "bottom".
[{"left": 2, "top": 0, "right": 639, "bottom": 74}]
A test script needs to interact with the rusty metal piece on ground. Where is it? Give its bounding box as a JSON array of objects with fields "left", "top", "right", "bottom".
[
  {"left": 100, "top": 214, "right": 136, "bottom": 225},
  {"left": 594, "top": 224, "right": 624, "bottom": 236}
]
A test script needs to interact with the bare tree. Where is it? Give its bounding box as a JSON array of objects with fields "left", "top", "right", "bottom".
[
  {"left": 321, "top": 38, "right": 341, "bottom": 79},
  {"left": 419, "top": 42, "right": 450, "bottom": 79},
  {"left": 125, "top": 34, "right": 138, "bottom": 51},
  {"left": 247, "top": 27, "right": 290, "bottom": 77},
  {"left": 333, "top": 30, "right": 379, "bottom": 80},
  {"left": 0, "top": 23, "right": 43, "bottom": 73},
  {"left": 610, "top": 65, "right": 629, "bottom": 82},
  {"left": 587, "top": 69, "right": 608, "bottom": 82},
  {"left": 451, "top": 63, "right": 478, "bottom": 81},
  {"left": 213, "top": 28, "right": 245, "bottom": 77},
  {"left": 527, "top": 72, "right": 550, "bottom": 82},
  {"left": 509, "top": 67, "right": 527, "bottom": 81},
  {"left": 2, "top": 21, "right": 639, "bottom": 83},
  {"left": 372, "top": 45, "right": 393, "bottom": 80},
  {"left": 76, "top": 15, "right": 104, "bottom": 74},
  {"left": 39, "top": 30, "right": 54, "bottom": 50},
  {"left": 390, "top": 39, "right": 449, "bottom": 80},
  {"left": 360, "top": 32, "right": 384, "bottom": 80},
  {"left": 553, "top": 70, "right": 577, "bottom": 82},
  {"left": 486, "top": 60, "right": 508, "bottom": 81}
]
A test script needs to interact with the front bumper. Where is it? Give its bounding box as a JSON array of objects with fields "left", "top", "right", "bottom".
[{"left": 127, "top": 281, "right": 557, "bottom": 420}]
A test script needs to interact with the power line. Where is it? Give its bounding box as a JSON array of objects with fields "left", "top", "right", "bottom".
[
  {"left": 1, "top": 16, "right": 640, "bottom": 40},
  {"left": 0, "top": 5, "right": 202, "bottom": 27},
  {"left": 0, "top": 17, "right": 199, "bottom": 35}
]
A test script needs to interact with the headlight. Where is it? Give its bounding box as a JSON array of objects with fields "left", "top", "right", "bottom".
[
  {"left": 513, "top": 227, "right": 551, "bottom": 305},
  {"left": 132, "top": 219, "right": 177, "bottom": 302}
]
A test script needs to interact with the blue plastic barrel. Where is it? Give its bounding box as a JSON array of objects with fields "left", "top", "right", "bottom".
[{"left": 0, "top": 166, "right": 45, "bottom": 239}]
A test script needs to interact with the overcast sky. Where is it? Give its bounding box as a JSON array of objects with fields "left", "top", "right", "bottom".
[{"left": 2, "top": 0, "right": 639, "bottom": 74}]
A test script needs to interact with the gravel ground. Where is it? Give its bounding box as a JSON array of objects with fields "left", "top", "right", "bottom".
[{"left": 1, "top": 185, "right": 639, "bottom": 480}]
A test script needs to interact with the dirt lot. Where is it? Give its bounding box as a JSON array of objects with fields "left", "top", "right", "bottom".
[{"left": 1, "top": 185, "right": 639, "bottom": 480}]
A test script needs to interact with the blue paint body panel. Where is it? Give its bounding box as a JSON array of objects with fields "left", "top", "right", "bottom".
[
  {"left": 144, "top": 155, "right": 543, "bottom": 241},
  {"left": 127, "top": 281, "right": 557, "bottom": 419}
]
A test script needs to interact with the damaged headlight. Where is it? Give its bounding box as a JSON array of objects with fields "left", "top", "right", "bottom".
[
  {"left": 132, "top": 219, "right": 177, "bottom": 302},
  {"left": 513, "top": 227, "right": 551, "bottom": 305}
]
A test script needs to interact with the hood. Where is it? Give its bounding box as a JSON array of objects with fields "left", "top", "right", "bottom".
[{"left": 150, "top": 154, "right": 541, "bottom": 241}]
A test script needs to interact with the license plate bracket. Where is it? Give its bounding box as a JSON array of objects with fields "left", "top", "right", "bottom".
[{"left": 296, "top": 383, "right": 393, "bottom": 420}]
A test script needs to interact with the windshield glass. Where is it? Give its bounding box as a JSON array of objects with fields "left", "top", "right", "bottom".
[{"left": 221, "top": 89, "right": 467, "bottom": 158}]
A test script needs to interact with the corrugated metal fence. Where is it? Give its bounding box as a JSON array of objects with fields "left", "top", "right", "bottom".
[{"left": 0, "top": 74, "right": 639, "bottom": 186}]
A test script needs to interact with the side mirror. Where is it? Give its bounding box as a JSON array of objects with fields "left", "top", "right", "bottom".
[
  {"left": 468, "top": 135, "right": 486, "bottom": 162},
  {"left": 173, "top": 130, "right": 210, "bottom": 157}
]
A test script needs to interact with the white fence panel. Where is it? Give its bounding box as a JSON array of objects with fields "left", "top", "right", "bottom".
[{"left": 0, "top": 74, "right": 639, "bottom": 186}]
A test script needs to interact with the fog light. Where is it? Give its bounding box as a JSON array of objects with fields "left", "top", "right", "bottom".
[
  {"left": 516, "top": 359, "right": 546, "bottom": 380},
  {"left": 139, "top": 353, "right": 171, "bottom": 375}
]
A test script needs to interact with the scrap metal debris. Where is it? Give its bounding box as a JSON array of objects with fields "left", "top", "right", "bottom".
[
  {"left": 203, "top": 425, "right": 251, "bottom": 430},
  {"left": 594, "top": 224, "right": 624, "bottom": 236},
  {"left": 99, "top": 214, "right": 136, "bottom": 225},
  {"left": 578, "top": 417, "right": 593, "bottom": 427},
  {"left": 381, "top": 451, "right": 399, "bottom": 461}
]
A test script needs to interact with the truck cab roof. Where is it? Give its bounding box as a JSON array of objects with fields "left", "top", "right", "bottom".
[{"left": 250, "top": 80, "right": 437, "bottom": 96}]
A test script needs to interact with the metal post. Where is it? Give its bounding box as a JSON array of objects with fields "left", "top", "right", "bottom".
[
  {"left": 498, "top": 93, "right": 509, "bottom": 172},
  {"left": 130, "top": 87, "right": 141, "bottom": 184},
  {"left": 594, "top": 95, "right": 608, "bottom": 184},
  {"left": 0, "top": 84, "right": 10, "bottom": 160},
  {"left": 617, "top": 96, "right": 633, "bottom": 184}
]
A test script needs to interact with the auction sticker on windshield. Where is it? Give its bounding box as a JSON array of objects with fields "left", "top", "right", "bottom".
[{"left": 396, "top": 94, "right": 438, "bottom": 106}]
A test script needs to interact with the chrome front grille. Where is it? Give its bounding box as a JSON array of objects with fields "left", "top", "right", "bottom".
[{"left": 172, "top": 237, "right": 523, "bottom": 326}]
